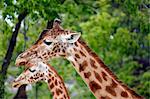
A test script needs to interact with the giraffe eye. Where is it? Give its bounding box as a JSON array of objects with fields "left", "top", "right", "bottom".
[
  {"left": 44, "top": 40, "right": 52, "bottom": 45},
  {"left": 29, "top": 68, "right": 36, "bottom": 72}
]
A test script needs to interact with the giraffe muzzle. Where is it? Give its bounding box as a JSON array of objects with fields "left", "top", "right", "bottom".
[{"left": 12, "top": 82, "right": 21, "bottom": 88}]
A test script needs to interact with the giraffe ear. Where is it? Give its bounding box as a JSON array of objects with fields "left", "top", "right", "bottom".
[{"left": 65, "top": 33, "right": 81, "bottom": 43}]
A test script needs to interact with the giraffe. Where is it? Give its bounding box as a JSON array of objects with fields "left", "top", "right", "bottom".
[
  {"left": 15, "top": 19, "right": 144, "bottom": 99},
  {"left": 12, "top": 61, "right": 70, "bottom": 99}
]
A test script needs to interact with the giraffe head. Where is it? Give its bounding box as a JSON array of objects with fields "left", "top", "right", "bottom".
[
  {"left": 12, "top": 62, "right": 51, "bottom": 88},
  {"left": 16, "top": 19, "right": 81, "bottom": 66}
]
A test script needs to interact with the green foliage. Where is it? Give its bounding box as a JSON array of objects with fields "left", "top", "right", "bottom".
[{"left": 0, "top": 0, "right": 149, "bottom": 98}]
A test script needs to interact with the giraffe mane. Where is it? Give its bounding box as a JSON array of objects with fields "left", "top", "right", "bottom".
[
  {"left": 46, "top": 63, "right": 70, "bottom": 98},
  {"left": 78, "top": 38, "right": 144, "bottom": 99}
]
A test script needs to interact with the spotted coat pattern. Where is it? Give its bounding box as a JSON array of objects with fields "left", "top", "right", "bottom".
[
  {"left": 15, "top": 19, "right": 143, "bottom": 99},
  {"left": 13, "top": 62, "right": 70, "bottom": 99}
]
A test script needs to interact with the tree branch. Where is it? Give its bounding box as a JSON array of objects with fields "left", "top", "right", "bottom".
[
  {"left": 1, "top": 11, "right": 28, "bottom": 75},
  {"left": 0, "top": 10, "right": 28, "bottom": 99}
]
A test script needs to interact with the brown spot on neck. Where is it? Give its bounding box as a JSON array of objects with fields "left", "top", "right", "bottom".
[
  {"left": 52, "top": 77, "right": 54, "bottom": 80},
  {"left": 56, "top": 88, "right": 63, "bottom": 96},
  {"left": 100, "top": 96, "right": 111, "bottom": 99},
  {"left": 52, "top": 46, "right": 57, "bottom": 51},
  {"left": 79, "top": 60, "right": 88, "bottom": 72},
  {"left": 74, "top": 58, "right": 77, "bottom": 61},
  {"left": 94, "top": 71, "right": 102, "bottom": 83},
  {"left": 75, "top": 54, "right": 80, "bottom": 59},
  {"left": 42, "top": 53, "right": 47, "bottom": 56},
  {"left": 101, "top": 71, "right": 107, "bottom": 81},
  {"left": 30, "top": 76, "right": 33, "bottom": 79},
  {"left": 90, "top": 59, "right": 98, "bottom": 69},
  {"left": 105, "top": 85, "right": 116, "bottom": 96},
  {"left": 111, "top": 79, "right": 117, "bottom": 88},
  {"left": 40, "top": 73, "right": 44, "bottom": 77},
  {"left": 73, "top": 48, "right": 77, "bottom": 51},
  {"left": 74, "top": 42, "right": 78, "bottom": 47},
  {"left": 49, "top": 83, "right": 54, "bottom": 89},
  {"left": 48, "top": 79, "right": 51, "bottom": 83},
  {"left": 89, "top": 81, "right": 101, "bottom": 93},
  {"left": 62, "top": 49, "right": 65, "bottom": 53},
  {"left": 63, "top": 95, "right": 67, "bottom": 99},
  {"left": 55, "top": 80, "right": 58, "bottom": 86},
  {"left": 79, "top": 50, "right": 86, "bottom": 57},
  {"left": 121, "top": 91, "right": 129, "bottom": 98},
  {"left": 84, "top": 72, "right": 91, "bottom": 78}
]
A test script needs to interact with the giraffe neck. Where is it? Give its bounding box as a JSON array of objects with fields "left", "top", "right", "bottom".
[
  {"left": 46, "top": 64, "right": 70, "bottom": 99},
  {"left": 66, "top": 39, "right": 142, "bottom": 99}
]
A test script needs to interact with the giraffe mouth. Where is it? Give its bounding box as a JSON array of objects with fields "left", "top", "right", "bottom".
[
  {"left": 12, "top": 82, "right": 27, "bottom": 88},
  {"left": 12, "top": 82, "right": 21, "bottom": 88}
]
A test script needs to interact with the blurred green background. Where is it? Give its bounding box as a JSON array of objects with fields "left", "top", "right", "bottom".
[{"left": 0, "top": 0, "right": 149, "bottom": 99}]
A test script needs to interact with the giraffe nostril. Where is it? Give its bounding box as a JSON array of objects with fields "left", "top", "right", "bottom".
[
  {"left": 16, "top": 58, "right": 27, "bottom": 66},
  {"left": 19, "top": 61, "right": 26, "bottom": 65}
]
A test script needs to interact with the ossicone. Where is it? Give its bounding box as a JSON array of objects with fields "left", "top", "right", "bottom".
[{"left": 53, "top": 18, "right": 63, "bottom": 30}]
